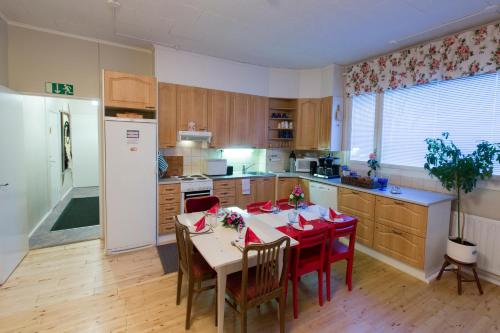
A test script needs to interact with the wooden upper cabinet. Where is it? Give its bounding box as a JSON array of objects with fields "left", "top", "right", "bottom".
[
  {"left": 176, "top": 85, "right": 208, "bottom": 131},
  {"left": 208, "top": 90, "right": 231, "bottom": 148},
  {"left": 229, "top": 93, "right": 252, "bottom": 146},
  {"left": 104, "top": 70, "right": 157, "bottom": 110},
  {"left": 250, "top": 95, "right": 269, "bottom": 148},
  {"left": 318, "top": 96, "right": 333, "bottom": 150},
  {"left": 295, "top": 98, "right": 321, "bottom": 150},
  {"left": 158, "top": 83, "right": 177, "bottom": 148}
]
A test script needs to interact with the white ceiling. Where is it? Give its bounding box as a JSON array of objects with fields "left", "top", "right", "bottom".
[{"left": 0, "top": 0, "right": 499, "bottom": 68}]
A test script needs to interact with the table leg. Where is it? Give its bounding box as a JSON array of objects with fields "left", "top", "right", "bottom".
[{"left": 216, "top": 267, "right": 227, "bottom": 333}]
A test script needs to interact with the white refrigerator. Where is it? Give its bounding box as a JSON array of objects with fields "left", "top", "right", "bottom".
[{"left": 104, "top": 118, "right": 157, "bottom": 253}]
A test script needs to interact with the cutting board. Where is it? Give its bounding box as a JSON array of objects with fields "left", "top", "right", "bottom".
[{"left": 165, "top": 156, "right": 183, "bottom": 177}]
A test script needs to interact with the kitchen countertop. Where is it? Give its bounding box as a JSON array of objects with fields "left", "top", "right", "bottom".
[
  {"left": 273, "top": 172, "right": 455, "bottom": 206},
  {"left": 207, "top": 172, "right": 276, "bottom": 180},
  {"left": 158, "top": 177, "right": 181, "bottom": 184}
]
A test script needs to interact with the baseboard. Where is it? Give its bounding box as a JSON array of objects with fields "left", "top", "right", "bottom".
[{"left": 157, "top": 233, "right": 176, "bottom": 245}]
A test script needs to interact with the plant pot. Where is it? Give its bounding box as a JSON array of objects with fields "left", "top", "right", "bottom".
[{"left": 446, "top": 237, "right": 478, "bottom": 263}]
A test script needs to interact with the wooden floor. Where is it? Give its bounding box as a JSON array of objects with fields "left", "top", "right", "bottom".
[{"left": 1, "top": 240, "right": 499, "bottom": 333}]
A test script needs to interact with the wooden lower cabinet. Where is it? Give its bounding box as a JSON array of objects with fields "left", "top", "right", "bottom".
[
  {"left": 300, "top": 178, "right": 310, "bottom": 202},
  {"left": 213, "top": 179, "right": 236, "bottom": 208},
  {"left": 373, "top": 224, "right": 425, "bottom": 269},
  {"left": 338, "top": 188, "right": 375, "bottom": 220},
  {"left": 375, "top": 197, "right": 428, "bottom": 237},
  {"left": 236, "top": 178, "right": 257, "bottom": 209},
  {"left": 158, "top": 183, "right": 181, "bottom": 234},
  {"left": 277, "top": 177, "right": 299, "bottom": 200},
  {"left": 255, "top": 177, "right": 276, "bottom": 203},
  {"left": 341, "top": 207, "right": 374, "bottom": 247}
]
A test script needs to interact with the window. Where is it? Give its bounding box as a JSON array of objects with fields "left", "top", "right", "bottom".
[
  {"left": 350, "top": 93, "right": 376, "bottom": 161},
  {"left": 381, "top": 73, "right": 500, "bottom": 174}
]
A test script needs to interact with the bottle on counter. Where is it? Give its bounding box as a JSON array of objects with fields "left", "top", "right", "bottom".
[{"left": 289, "top": 150, "right": 296, "bottom": 173}]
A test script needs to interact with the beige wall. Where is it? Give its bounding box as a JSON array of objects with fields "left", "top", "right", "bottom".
[
  {"left": 8, "top": 26, "right": 153, "bottom": 98},
  {"left": 0, "top": 16, "right": 7, "bottom": 86}
]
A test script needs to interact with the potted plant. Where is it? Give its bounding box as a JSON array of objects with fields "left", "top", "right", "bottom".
[
  {"left": 424, "top": 132, "right": 500, "bottom": 263},
  {"left": 289, "top": 185, "right": 305, "bottom": 210},
  {"left": 367, "top": 152, "right": 380, "bottom": 178}
]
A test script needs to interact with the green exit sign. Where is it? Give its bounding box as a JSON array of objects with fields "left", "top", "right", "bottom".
[{"left": 45, "top": 82, "right": 74, "bottom": 95}]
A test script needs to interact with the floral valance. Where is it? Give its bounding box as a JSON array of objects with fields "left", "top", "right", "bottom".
[{"left": 345, "top": 22, "right": 500, "bottom": 96}]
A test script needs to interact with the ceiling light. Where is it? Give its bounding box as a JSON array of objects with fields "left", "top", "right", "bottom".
[{"left": 107, "top": 0, "right": 121, "bottom": 9}]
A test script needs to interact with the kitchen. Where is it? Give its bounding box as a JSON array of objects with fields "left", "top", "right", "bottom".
[{"left": 1, "top": 1, "right": 500, "bottom": 332}]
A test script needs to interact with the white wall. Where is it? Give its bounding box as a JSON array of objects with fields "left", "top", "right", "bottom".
[
  {"left": 155, "top": 45, "right": 269, "bottom": 96},
  {"left": 70, "top": 100, "right": 99, "bottom": 187},
  {"left": 0, "top": 16, "right": 7, "bottom": 86},
  {"left": 22, "top": 96, "right": 51, "bottom": 232},
  {"left": 155, "top": 44, "right": 343, "bottom": 99}
]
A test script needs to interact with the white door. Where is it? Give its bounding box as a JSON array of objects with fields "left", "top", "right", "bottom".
[
  {"left": 105, "top": 119, "right": 157, "bottom": 252},
  {"left": 47, "top": 109, "right": 61, "bottom": 207},
  {"left": 0, "top": 87, "right": 28, "bottom": 284}
]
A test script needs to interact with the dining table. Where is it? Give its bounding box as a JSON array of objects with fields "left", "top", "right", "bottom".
[{"left": 176, "top": 204, "right": 354, "bottom": 333}]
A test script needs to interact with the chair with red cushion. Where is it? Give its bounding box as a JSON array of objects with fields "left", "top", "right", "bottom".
[
  {"left": 289, "top": 227, "right": 327, "bottom": 319},
  {"left": 184, "top": 195, "right": 220, "bottom": 213},
  {"left": 324, "top": 219, "right": 358, "bottom": 301},
  {"left": 175, "top": 219, "right": 217, "bottom": 329},
  {"left": 225, "top": 236, "right": 291, "bottom": 333},
  {"left": 246, "top": 201, "right": 273, "bottom": 214}
]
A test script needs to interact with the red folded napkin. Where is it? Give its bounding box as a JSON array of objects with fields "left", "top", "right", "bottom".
[
  {"left": 245, "top": 227, "right": 262, "bottom": 246},
  {"left": 193, "top": 216, "right": 206, "bottom": 232},
  {"left": 298, "top": 214, "right": 308, "bottom": 229},
  {"left": 329, "top": 208, "right": 339, "bottom": 220},
  {"left": 262, "top": 201, "right": 273, "bottom": 210},
  {"left": 207, "top": 203, "right": 219, "bottom": 214}
]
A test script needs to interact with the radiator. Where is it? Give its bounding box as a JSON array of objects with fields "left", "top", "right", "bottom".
[{"left": 452, "top": 212, "right": 500, "bottom": 277}]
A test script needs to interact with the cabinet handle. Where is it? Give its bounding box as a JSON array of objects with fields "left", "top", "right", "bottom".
[
  {"left": 393, "top": 201, "right": 404, "bottom": 206},
  {"left": 392, "top": 229, "right": 403, "bottom": 236},
  {"left": 351, "top": 191, "right": 358, "bottom": 195},
  {"left": 145, "top": 106, "right": 155, "bottom": 109}
]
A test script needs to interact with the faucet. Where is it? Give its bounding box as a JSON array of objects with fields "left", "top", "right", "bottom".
[{"left": 242, "top": 163, "right": 255, "bottom": 174}]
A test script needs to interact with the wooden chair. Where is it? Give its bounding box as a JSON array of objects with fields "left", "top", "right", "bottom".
[
  {"left": 324, "top": 219, "right": 358, "bottom": 301},
  {"left": 225, "top": 236, "right": 291, "bottom": 333},
  {"left": 289, "top": 228, "right": 327, "bottom": 319},
  {"left": 184, "top": 195, "right": 220, "bottom": 213},
  {"left": 175, "top": 219, "right": 217, "bottom": 329}
]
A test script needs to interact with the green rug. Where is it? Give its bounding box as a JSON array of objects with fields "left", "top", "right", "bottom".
[{"left": 51, "top": 197, "right": 99, "bottom": 231}]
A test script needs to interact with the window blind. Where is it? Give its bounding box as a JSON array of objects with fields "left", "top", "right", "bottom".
[
  {"left": 381, "top": 72, "right": 500, "bottom": 174},
  {"left": 350, "top": 93, "right": 376, "bottom": 161}
]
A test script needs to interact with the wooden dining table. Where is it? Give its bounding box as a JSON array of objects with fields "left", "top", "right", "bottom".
[
  {"left": 176, "top": 204, "right": 354, "bottom": 333},
  {"left": 176, "top": 206, "right": 298, "bottom": 333}
]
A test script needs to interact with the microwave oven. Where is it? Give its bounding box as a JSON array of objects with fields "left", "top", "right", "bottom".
[
  {"left": 295, "top": 158, "right": 318, "bottom": 173},
  {"left": 203, "top": 159, "right": 228, "bottom": 176}
]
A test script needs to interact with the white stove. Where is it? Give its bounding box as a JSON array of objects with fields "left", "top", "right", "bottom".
[{"left": 176, "top": 174, "right": 213, "bottom": 192}]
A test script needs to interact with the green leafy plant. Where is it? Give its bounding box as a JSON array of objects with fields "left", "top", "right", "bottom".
[
  {"left": 424, "top": 132, "right": 500, "bottom": 243},
  {"left": 367, "top": 152, "right": 380, "bottom": 177}
]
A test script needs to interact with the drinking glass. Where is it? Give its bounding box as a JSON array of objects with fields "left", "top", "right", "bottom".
[
  {"left": 288, "top": 210, "right": 297, "bottom": 226},
  {"left": 272, "top": 204, "right": 279, "bottom": 214},
  {"left": 318, "top": 206, "right": 327, "bottom": 220},
  {"left": 238, "top": 223, "right": 245, "bottom": 240}
]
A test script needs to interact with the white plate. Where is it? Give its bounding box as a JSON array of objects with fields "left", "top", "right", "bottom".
[{"left": 292, "top": 224, "right": 313, "bottom": 231}]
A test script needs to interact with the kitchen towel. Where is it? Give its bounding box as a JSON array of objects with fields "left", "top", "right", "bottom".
[{"left": 241, "top": 178, "right": 251, "bottom": 195}]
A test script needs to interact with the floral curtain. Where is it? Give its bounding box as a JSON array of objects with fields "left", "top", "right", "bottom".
[{"left": 345, "top": 22, "right": 500, "bottom": 96}]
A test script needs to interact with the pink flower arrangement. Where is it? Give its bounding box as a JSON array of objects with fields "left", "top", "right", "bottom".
[
  {"left": 289, "top": 185, "right": 305, "bottom": 208},
  {"left": 222, "top": 211, "right": 245, "bottom": 229}
]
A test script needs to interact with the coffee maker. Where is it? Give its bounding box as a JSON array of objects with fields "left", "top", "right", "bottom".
[{"left": 313, "top": 155, "right": 340, "bottom": 179}]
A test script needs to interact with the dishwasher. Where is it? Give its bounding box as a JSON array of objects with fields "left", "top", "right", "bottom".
[{"left": 309, "top": 182, "right": 338, "bottom": 210}]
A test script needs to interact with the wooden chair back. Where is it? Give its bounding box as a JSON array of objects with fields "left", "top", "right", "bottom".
[
  {"left": 174, "top": 219, "right": 193, "bottom": 275},
  {"left": 184, "top": 195, "right": 220, "bottom": 213},
  {"left": 241, "top": 236, "right": 291, "bottom": 307}
]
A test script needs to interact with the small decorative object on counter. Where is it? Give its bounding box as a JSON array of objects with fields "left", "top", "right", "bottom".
[
  {"left": 221, "top": 210, "right": 245, "bottom": 229},
  {"left": 389, "top": 185, "right": 401, "bottom": 194},
  {"left": 341, "top": 175, "right": 381, "bottom": 189},
  {"left": 289, "top": 184, "right": 305, "bottom": 210},
  {"left": 367, "top": 152, "right": 380, "bottom": 177},
  {"left": 187, "top": 121, "right": 196, "bottom": 131},
  {"left": 289, "top": 151, "right": 296, "bottom": 172},
  {"left": 341, "top": 165, "right": 350, "bottom": 177},
  {"left": 377, "top": 177, "right": 389, "bottom": 190}
]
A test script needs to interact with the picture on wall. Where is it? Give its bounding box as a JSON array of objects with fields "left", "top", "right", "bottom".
[{"left": 61, "top": 111, "right": 72, "bottom": 172}]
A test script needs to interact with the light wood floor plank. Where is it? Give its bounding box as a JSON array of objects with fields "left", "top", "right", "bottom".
[{"left": 1, "top": 239, "right": 499, "bottom": 332}]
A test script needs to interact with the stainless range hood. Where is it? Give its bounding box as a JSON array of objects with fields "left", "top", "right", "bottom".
[{"left": 177, "top": 131, "right": 212, "bottom": 142}]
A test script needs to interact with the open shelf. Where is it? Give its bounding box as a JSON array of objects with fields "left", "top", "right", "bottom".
[
  {"left": 269, "top": 137, "right": 293, "bottom": 141},
  {"left": 268, "top": 97, "right": 297, "bottom": 149},
  {"left": 269, "top": 128, "right": 293, "bottom": 130}
]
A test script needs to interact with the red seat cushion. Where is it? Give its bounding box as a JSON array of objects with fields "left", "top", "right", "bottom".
[
  {"left": 227, "top": 267, "right": 279, "bottom": 301},
  {"left": 191, "top": 253, "right": 216, "bottom": 279}
]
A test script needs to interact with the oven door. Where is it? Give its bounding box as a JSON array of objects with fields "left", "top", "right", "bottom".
[{"left": 181, "top": 190, "right": 213, "bottom": 212}]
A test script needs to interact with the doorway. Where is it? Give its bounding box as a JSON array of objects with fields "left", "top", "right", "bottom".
[{"left": 24, "top": 96, "right": 101, "bottom": 249}]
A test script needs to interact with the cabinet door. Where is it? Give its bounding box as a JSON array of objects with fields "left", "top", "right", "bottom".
[
  {"left": 256, "top": 177, "right": 276, "bottom": 202},
  {"left": 177, "top": 85, "right": 208, "bottom": 131},
  {"left": 229, "top": 93, "right": 251, "bottom": 146},
  {"left": 250, "top": 95, "right": 269, "bottom": 148},
  {"left": 341, "top": 207, "right": 374, "bottom": 247},
  {"left": 318, "top": 96, "right": 332, "bottom": 150},
  {"left": 104, "top": 70, "right": 157, "bottom": 110},
  {"left": 236, "top": 178, "right": 257, "bottom": 209},
  {"left": 208, "top": 90, "right": 231, "bottom": 148},
  {"left": 338, "top": 188, "right": 375, "bottom": 220},
  {"left": 375, "top": 197, "right": 428, "bottom": 237},
  {"left": 158, "top": 83, "right": 177, "bottom": 148},
  {"left": 300, "top": 178, "right": 310, "bottom": 202},
  {"left": 277, "top": 177, "right": 298, "bottom": 200},
  {"left": 374, "top": 224, "right": 425, "bottom": 268},
  {"left": 295, "top": 99, "right": 321, "bottom": 150}
]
